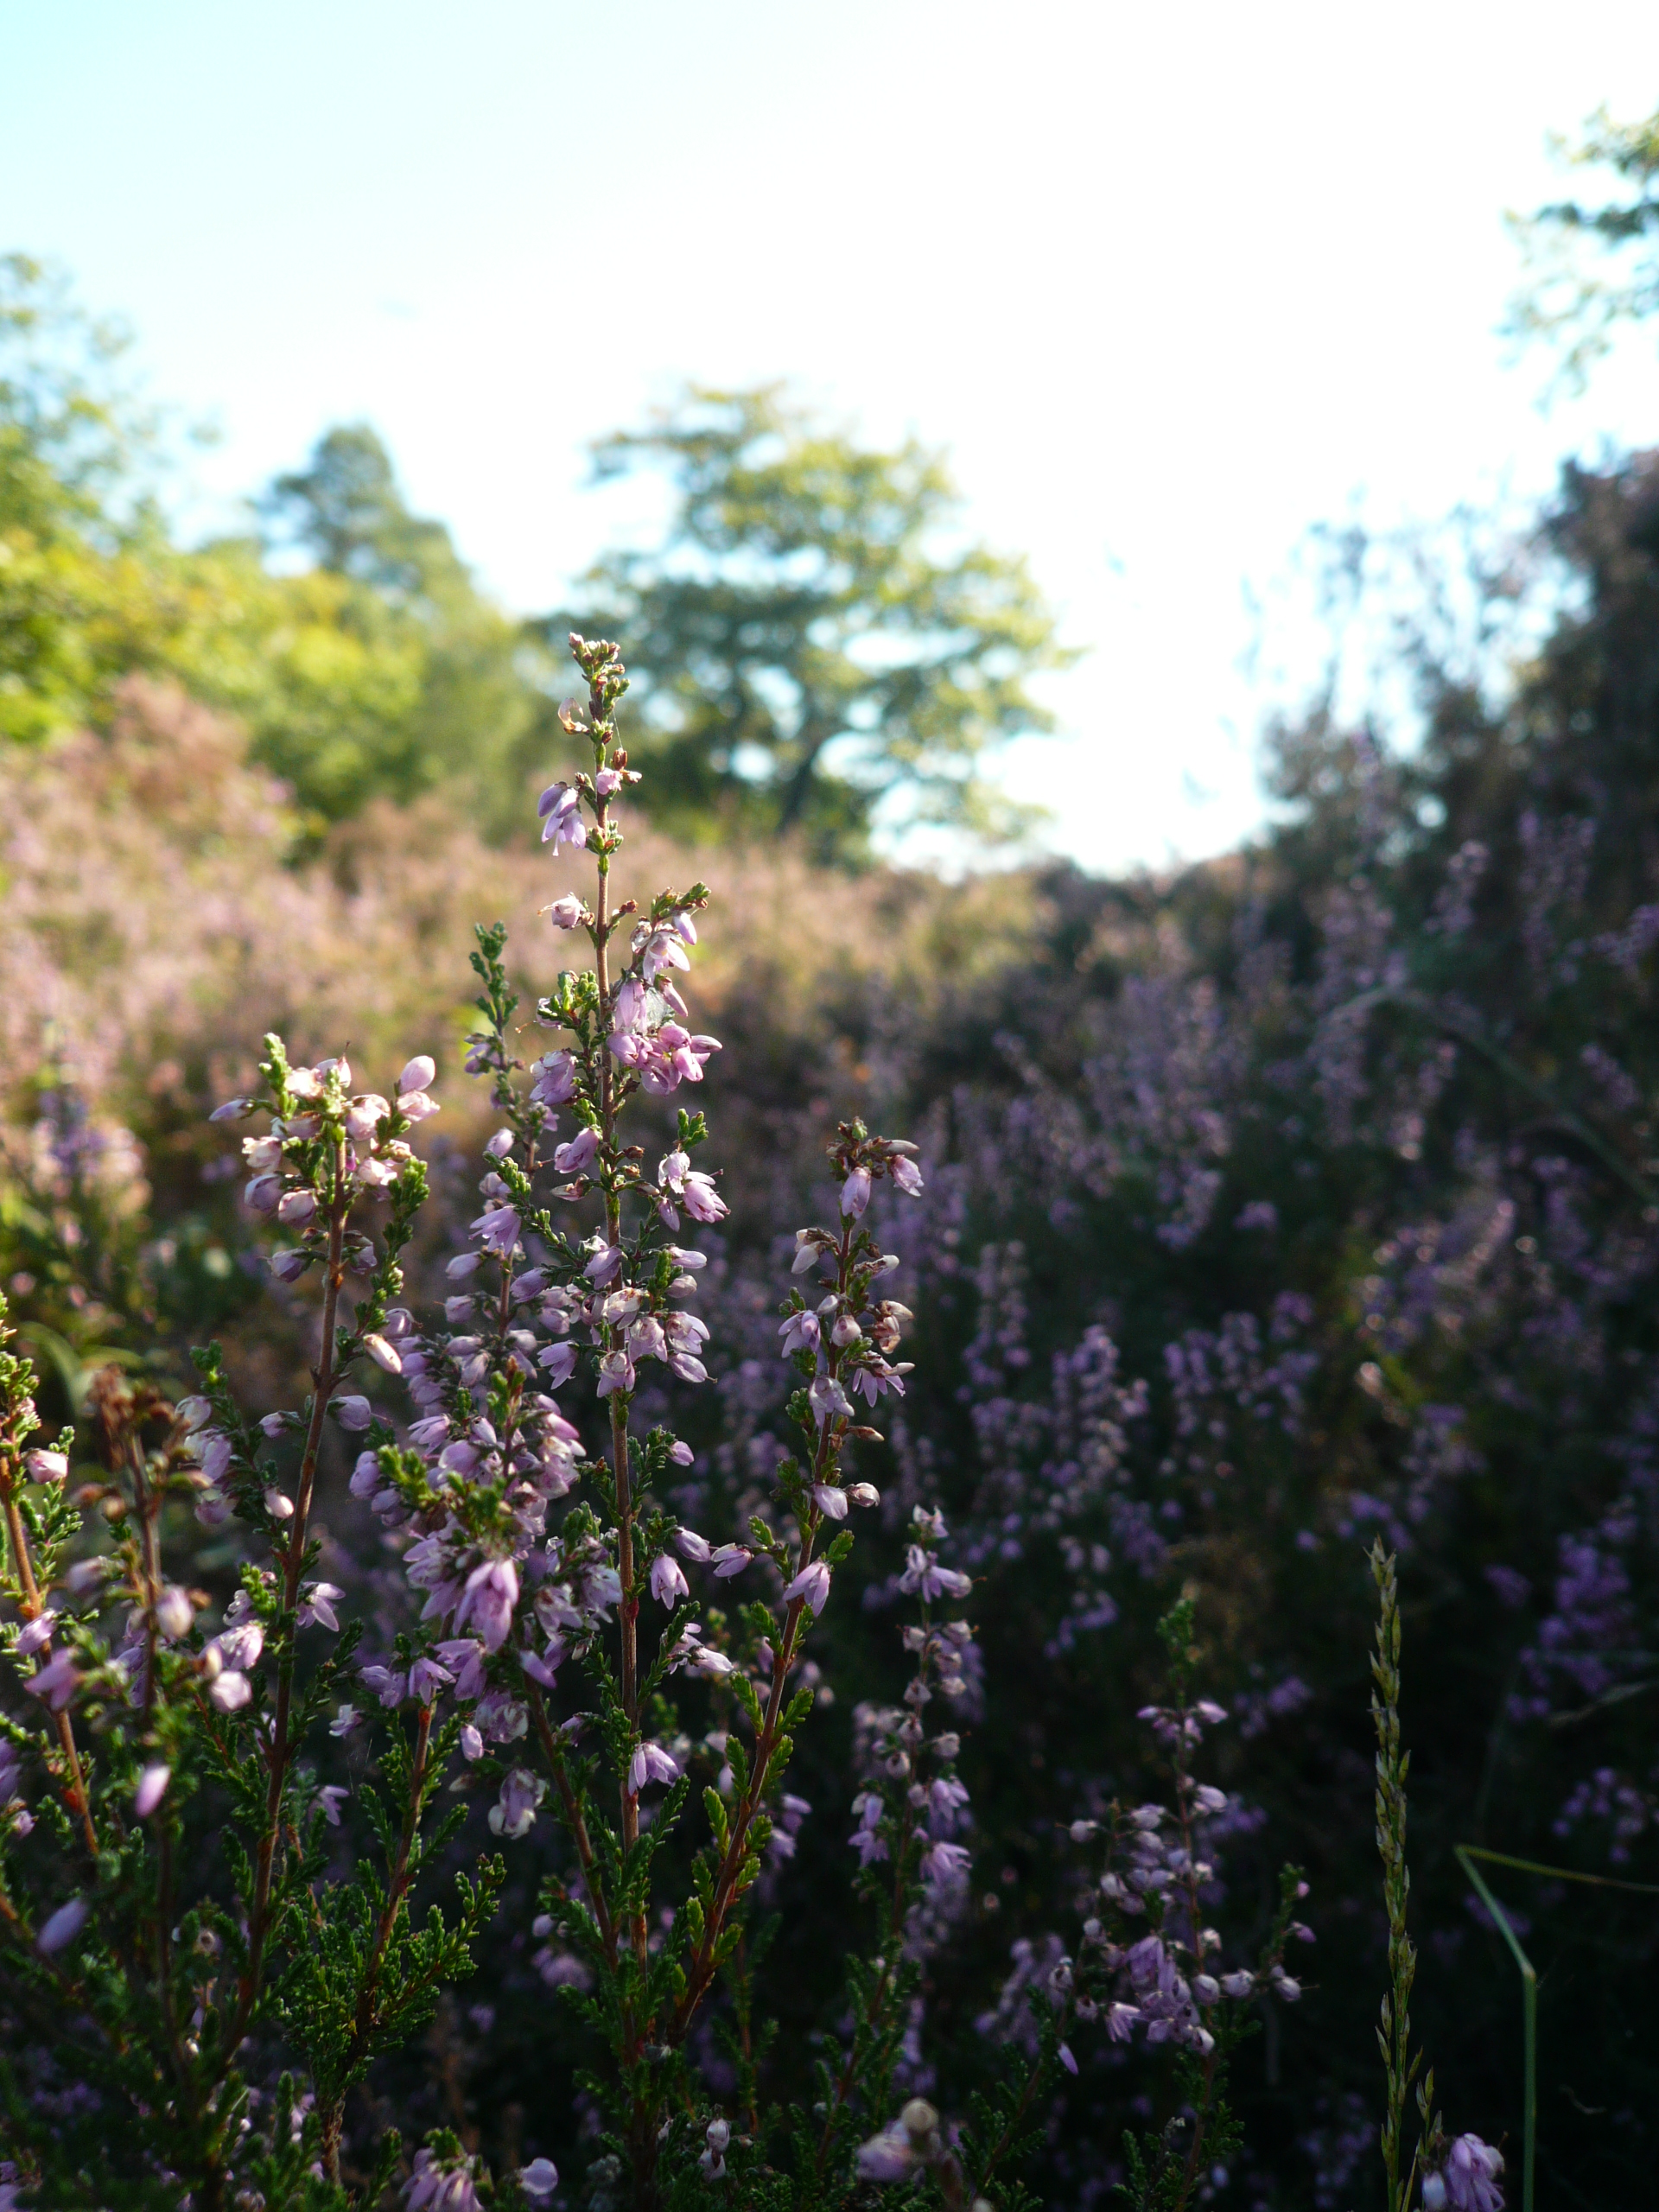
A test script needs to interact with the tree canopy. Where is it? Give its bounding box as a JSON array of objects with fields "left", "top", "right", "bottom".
[
  {"left": 1510, "top": 100, "right": 1659, "bottom": 385},
  {"left": 553, "top": 385, "right": 1071, "bottom": 861}
]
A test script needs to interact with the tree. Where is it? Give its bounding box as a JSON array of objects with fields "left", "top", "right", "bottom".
[
  {"left": 1510, "top": 102, "right": 1659, "bottom": 386},
  {"left": 552, "top": 385, "right": 1071, "bottom": 861},
  {"left": 253, "top": 424, "right": 546, "bottom": 834}
]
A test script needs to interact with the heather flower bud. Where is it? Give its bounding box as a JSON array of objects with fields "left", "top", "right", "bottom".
[
  {"left": 155, "top": 1586, "right": 194, "bottom": 1640},
  {"left": 397, "top": 1055, "right": 436, "bottom": 1095},
  {"left": 24, "top": 1448, "right": 68, "bottom": 1483},
  {"left": 134, "top": 1764, "right": 171, "bottom": 1818}
]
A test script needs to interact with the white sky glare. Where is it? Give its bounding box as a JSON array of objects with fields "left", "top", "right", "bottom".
[{"left": 3, "top": 0, "right": 1658, "bottom": 872}]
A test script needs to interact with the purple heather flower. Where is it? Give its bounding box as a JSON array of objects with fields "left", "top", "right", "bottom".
[
  {"left": 335, "top": 1395, "right": 373, "bottom": 1432},
  {"left": 25, "top": 1649, "right": 80, "bottom": 1712},
  {"left": 650, "top": 1554, "right": 690, "bottom": 1606},
  {"left": 842, "top": 1165, "right": 872, "bottom": 1217},
  {"left": 133, "top": 1764, "right": 171, "bottom": 1818},
  {"left": 627, "top": 1740, "right": 681, "bottom": 1794},
  {"left": 455, "top": 1558, "right": 520, "bottom": 1653},
  {"left": 1426, "top": 2135, "right": 1505, "bottom": 2212},
  {"left": 36, "top": 1897, "right": 88, "bottom": 1955},
  {"left": 711, "top": 1544, "right": 753, "bottom": 1579},
  {"left": 783, "top": 1560, "right": 831, "bottom": 1616},
  {"left": 208, "top": 1670, "right": 252, "bottom": 1713},
  {"left": 298, "top": 1582, "right": 345, "bottom": 1631},
  {"left": 471, "top": 1203, "right": 521, "bottom": 1256},
  {"left": 518, "top": 2160, "right": 559, "bottom": 2204}
]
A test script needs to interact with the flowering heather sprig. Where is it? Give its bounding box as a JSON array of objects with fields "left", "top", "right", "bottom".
[
  {"left": 0, "top": 1027, "right": 500, "bottom": 2207},
  {"left": 344, "top": 632, "right": 932, "bottom": 2201}
]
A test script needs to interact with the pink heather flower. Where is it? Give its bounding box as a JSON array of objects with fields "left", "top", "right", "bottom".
[
  {"left": 435, "top": 1638, "right": 489, "bottom": 1700},
  {"left": 627, "top": 1740, "right": 681, "bottom": 1795},
  {"left": 846, "top": 1481, "right": 880, "bottom": 1508},
  {"left": 1219, "top": 1971, "right": 1254, "bottom": 1998},
  {"left": 25, "top": 1649, "right": 80, "bottom": 1712},
  {"left": 455, "top": 1558, "right": 520, "bottom": 1652},
  {"left": 212, "top": 1622, "right": 264, "bottom": 1671},
  {"left": 537, "top": 781, "right": 583, "bottom": 849},
  {"left": 208, "top": 1670, "right": 252, "bottom": 1713},
  {"left": 680, "top": 1171, "right": 728, "bottom": 1224},
  {"left": 24, "top": 1448, "right": 68, "bottom": 1483},
  {"left": 198, "top": 1433, "right": 233, "bottom": 1484},
  {"left": 1427, "top": 2135, "right": 1505, "bottom": 2212},
  {"left": 244, "top": 1173, "right": 283, "bottom": 1214},
  {"left": 156, "top": 1586, "right": 194, "bottom": 1640},
  {"left": 809, "top": 1373, "right": 853, "bottom": 1427},
  {"left": 16, "top": 1611, "right": 56, "bottom": 1657},
  {"left": 134, "top": 1764, "right": 171, "bottom": 1818},
  {"left": 675, "top": 1529, "right": 712, "bottom": 1562},
  {"left": 210, "top": 1096, "right": 253, "bottom": 1122},
  {"left": 584, "top": 1242, "right": 624, "bottom": 1284},
  {"left": 276, "top": 1187, "right": 317, "bottom": 1227},
  {"left": 409, "top": 1656, "right": 454, "bottom": 1705},
  {"left": 330, "top": 1703, "right": 363, "bottom": 1737},
  {"left": 398, "top": 1090, "right": 441, "bottom": 1123},
  {"left": 362, "top": 1332, "right": 403, "bottom": 1374},
  {"left": 194, "top": 1489, "right": 231, "bottom": 1527},
  {"left": 596, "top": 1350, "right": 635, "bottom": 1397},
  {"left": 359, "top": 1665, "right": 408, "bottom": 1707},
  {"left": 668, "top": 1438, "right": 695, "bottom": 1464},
  {"left": 554, "top": 1127, "right": 599, "bottom": 1175},
  {"left": 811, "top": 1483, "right": 849, "bottom": 1520},
  {"left": 264, "top": 1487, "right": 295, "bottom": 1521},
  {"left": 461, "top": 1722, "right": 484, "bottom": 1761},
  {"left": 783, "top": 1560, "right": 831, "bottom": 1616},
  {"left": 538, "top": 1341, "right": 579, "bottom": 1387},
  {"left": 711, "top": 1545, "right": 753, "bottom": 1579},
  {"left": 344, "top": 1093, "right": 391, "bottom": 1142},
  {"left": 405, "top": 2146, "right": 486, "bottom": 2211},
  {"left": 890, "top": 1154, "right": 924, "bottom": 1196},
  {"left": 530, "top": 1052, "right": 577, "bottom": 1106},
  {"left": 301, "top": 1583, "right": 345, "bottom": 1637},
  {"left": 920, "top": 1840, "right": 971, "bottom": 1887},
  {"left": 545, "top": 894, "right": 585, "bottom": 929},
  {"left": 841, "top": 1165, "right": 872, "bottom": 1217},
  {"left": 36, "top": 1897, "right": 88, "bottom": 1955},
  {"left": 779, "top": 1310, "right": 820, "bottom": 1355},
  {"left": 1195, "top": 1700, "right": 1229, "bottom": 1726},
  {"left": 317, "top": 1784, "right": 348, "bottom": 1826},
  {"left": 899, "top": 1546, "right": 972, "bottom": 1602},
  {"left": 650, "top": 1554, "right": 690, "bottom": 1605},
  {"left": 855, "top": 2125, "right": 916, "bottom": 2182},
  {"left": 398, "top": 1055, "right": 436, "bottom": 1095},
  {"left": 472, "top": 1203, "right": 521, "bottom": 1256}
]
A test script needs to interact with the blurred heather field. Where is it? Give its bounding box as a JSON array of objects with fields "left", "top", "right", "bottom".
[{"left": 6, "top": 53, "right": 1659, "bottom": 2209}]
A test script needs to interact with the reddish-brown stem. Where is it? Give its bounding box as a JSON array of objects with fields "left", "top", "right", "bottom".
[
  {"left": 672, "top": 1222, "right": 856, "bottom": 2039},
  {"left": 227, "top": 1135, "right": 348, "bottom": 2050},
  {"left": 530, "top": 1685, "right": 619, "bottom": 1967},
  {"left": 3, "top": 1483, "right": 99, "bottom": 1857},
  {"left": 320, "top": 1701, "right": 435, "bottom": 2184}
]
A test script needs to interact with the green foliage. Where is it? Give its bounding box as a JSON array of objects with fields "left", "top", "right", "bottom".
[
  {"left": 555, "top": 384, "right": 1071, "bottom": 861},
  {"left": 1510, "top": 101, "right": 1659, "bottom": 386}
]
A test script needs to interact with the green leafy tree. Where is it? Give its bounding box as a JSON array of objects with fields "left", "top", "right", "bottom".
[
  {"left": 552, "top": 385, "right": 1071, "bottom": 861},
  {"left": 1510, "top": 102, "right": 1659, "bottom": 386},
  {"left": 1, "top": 260, "right": 544, "bottom": 836}
]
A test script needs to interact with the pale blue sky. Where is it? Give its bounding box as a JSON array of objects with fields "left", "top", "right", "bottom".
[{"left": 5, "top": 0, "right": 1659, "bottom": 870}]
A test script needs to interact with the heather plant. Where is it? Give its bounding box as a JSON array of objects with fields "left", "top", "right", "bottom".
[{"left": 16, "top": 531, "right": 1659, "bottom": 2203}]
